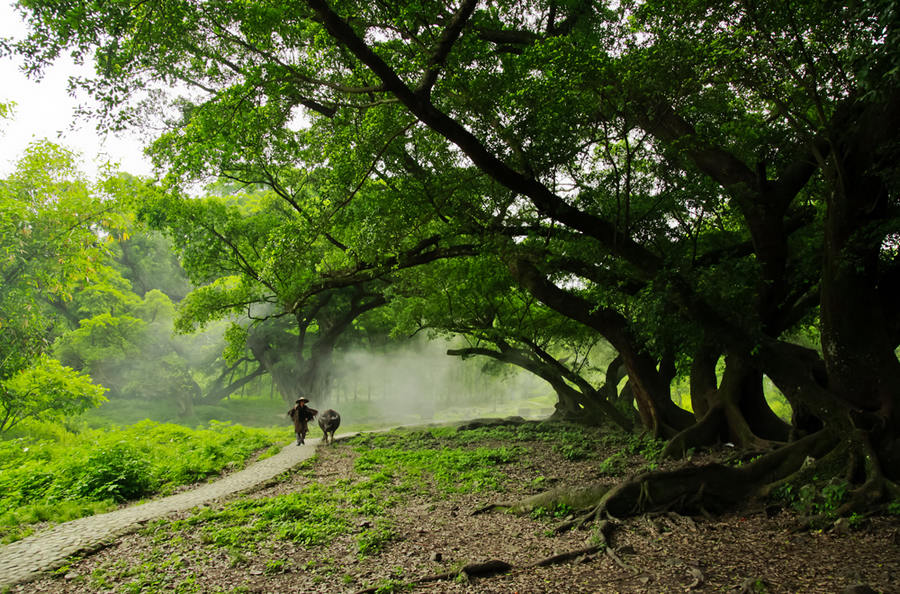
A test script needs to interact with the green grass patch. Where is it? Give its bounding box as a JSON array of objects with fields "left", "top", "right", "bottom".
[
  {"left": 155, "top": 425, "right": 525, "bottom": 558},
  {"left": 160, "top": 473, "right": 399, "bottom": 557},
  {"left": 168, "top": 483, "right": 349, "bottom": 550},
  {"left": 0, "top": 420, "right": 287, "bottom": 542},
  {"left": 82, "top": 394, "right": 289, "bottom": 429},
  {"left": 347, "top": 427, "right": 526, "bottom": 494},
  {"left": 353, "top": 446, "right": 519, "bottom": 494}
]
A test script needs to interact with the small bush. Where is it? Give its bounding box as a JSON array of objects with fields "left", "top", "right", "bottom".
[
  {"left": 61, "top": 442, "right": 156, "bottom": 502},
  {"left": 771, "top": 479, "right": 849, "bottom": 518},
  {"left": 598, "top": 451, "right": 627, "bottom": 475}
]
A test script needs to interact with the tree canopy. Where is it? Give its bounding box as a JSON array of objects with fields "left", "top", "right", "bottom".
[{"left": 7, "top": 0, "right": 900, "bottom": 517}]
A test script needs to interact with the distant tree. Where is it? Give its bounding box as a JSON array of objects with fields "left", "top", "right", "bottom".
[
  {"left": 139, "top": 185, "right": 472, "bottom": 403},
  {"left": 53, "top": 287, "right": 226, "bottom": 416},
  {"left": 0, "top": 355, "right": 106, "bottom": 433},
  {"left": 0, "top": 141, "right": 123, "bottom": 429}
]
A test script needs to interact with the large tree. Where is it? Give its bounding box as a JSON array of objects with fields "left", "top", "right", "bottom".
[{"left": 11, "top": 0, "right": 899, "bottom": 517}]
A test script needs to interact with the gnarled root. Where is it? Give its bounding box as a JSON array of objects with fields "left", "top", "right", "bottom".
[
  {"left": 480, "top": 430, "right": 842, "bottom": 527},
  {"left": 472, "top": 483, "right": 612, "bottom": 517},
  {"left": 596, "top": 430, "right": 838, "bottom": 518},
  {"left": 662, "top": 406, "right": 726, "bottom": 459}
]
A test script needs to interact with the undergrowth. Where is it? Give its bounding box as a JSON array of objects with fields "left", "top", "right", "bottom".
[
  {"left": 0, "top": 420, "right": 286, "bottom": 543},
  {"left": 770, "top": 478, "right": 851, "bottom": 523}
]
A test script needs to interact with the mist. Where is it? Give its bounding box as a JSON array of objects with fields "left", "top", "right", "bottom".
[{"left": 317, "top": 337, "right": 554, "bottom": 428}]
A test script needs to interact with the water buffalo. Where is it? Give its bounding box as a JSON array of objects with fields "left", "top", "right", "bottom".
[{"left": 318, "top": 409, "right": 341, "bottom": 445}]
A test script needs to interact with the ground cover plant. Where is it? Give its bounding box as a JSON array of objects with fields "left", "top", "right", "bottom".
[
  {"left": 18, "top": 421, "right": 900, "bottom": 593},
  {"left": 0, "top": 420, "right": 284, "bottom": 544}
]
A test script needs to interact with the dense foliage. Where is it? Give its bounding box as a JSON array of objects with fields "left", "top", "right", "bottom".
[
  {"left": 0, "top": 141, "right": 120, "bottom": 432},
  {"left": 0, "top": 420, "right": 283, "bottom": 543}
]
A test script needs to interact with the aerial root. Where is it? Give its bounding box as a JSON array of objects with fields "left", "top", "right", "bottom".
[{"left": 635, "top": 479, "right": 654, "bottom": 513}]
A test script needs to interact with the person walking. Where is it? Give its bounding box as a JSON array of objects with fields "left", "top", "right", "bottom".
[{"left": 287, "top": 397, "right": 318, "bottom": 445}]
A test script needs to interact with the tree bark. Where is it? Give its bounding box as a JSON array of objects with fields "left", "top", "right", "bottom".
[
  {"left": 689, "top": 341, "right": 718, "bottom": 418},
  {"left": 820, "top": 93, "right": 900, "bottom": 436}
]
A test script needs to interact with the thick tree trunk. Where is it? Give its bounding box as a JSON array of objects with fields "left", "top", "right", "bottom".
[
  {"left": 689, "top": 342, "right": 719, "bottom": 418},
  {"left": 815, "top": 94, "right": 900, "bottom": 476},
  {"left": 716, "top": 354, "right": 790, "bottom": 445},
  {"left": 665, "top": 353, "right": 790, "bottom": 457},
  {"left": 820, "top": 95, "right": 900, "bottom": 436},
  {"left": 618, "top": 345, "right": 693, "bottom": 439},
  {"left": 603, "top": 355, "right": 641, "bottom": 427}
]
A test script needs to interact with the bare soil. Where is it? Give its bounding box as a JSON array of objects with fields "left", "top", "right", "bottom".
[{"left": 20, "top": 428, "right": 900, "bottom": 594}]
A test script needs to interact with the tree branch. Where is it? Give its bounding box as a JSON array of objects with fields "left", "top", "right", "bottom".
[{"left": 416, "top": 0, "right": 479, "bottom": 99}]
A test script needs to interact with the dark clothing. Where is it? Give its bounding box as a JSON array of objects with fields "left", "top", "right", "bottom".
[{"left": 287, "top": 403, "right": 318, "bottom": 445}]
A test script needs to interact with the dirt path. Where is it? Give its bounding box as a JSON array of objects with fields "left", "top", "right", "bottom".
[{"left": 0, "top": 438, "right": 319, "bottom": 590}]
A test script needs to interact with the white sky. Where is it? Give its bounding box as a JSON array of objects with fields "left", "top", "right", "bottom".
[{"left": 0, "top": 1, "right": 153, "bottom": 178}]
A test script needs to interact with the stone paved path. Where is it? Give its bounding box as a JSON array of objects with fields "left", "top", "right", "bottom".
[{"left": 0, "top": 437, "right": 320, "bottom": 590}]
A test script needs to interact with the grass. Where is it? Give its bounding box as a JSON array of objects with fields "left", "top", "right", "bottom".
[
  {"left": 0, "top": 414, "right": 663, "bottom": 550},
  {"left": 143, "top": 423, "right": 529, "bottom": 561},
  {"left": 0, "top": 420, "right": 287, "bottom": 543},
  {"left": 17, "top": 420, "right": 688, "bottom": 592},
  {"left": 168, "top": 483, "right": 351, "bottom": 549},
  {"left": 81, "top": 394, "right": 289, "bottom": 429}
]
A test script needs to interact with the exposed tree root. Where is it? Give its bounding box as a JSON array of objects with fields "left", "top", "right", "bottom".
[
  {"left": 460, "top": 425, "right": 898, "bottom": 594},
  {"left": 604, "top": 546, "right": 634, "bottom": 572},
  {"left": 532, "top": 545, "right": 604, "bottom": 567},
  {"left": 353, "top": 546, "right": 629, "bottom": 593},
  {"left": 479, "top": 430, "right": 845, "bottom": 525},
  {"left": 454, "top": 416, "right": 528, "bottom": 431},
  {"left": 472, "top": 483, "right": 612, "bottom": 517},
  {"left": 352, "top": 560, "right": 513, "bottom": 594},
  {"left": 832, "top": 430, "right": 900, "bottom": 517},
  {"left": 354, "top": 512, "right": 632, "bottom": 592}
]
